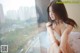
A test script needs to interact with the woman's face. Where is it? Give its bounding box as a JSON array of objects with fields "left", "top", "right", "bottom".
[{"left": 49, "top": 6, "right": 55, "bottom": 20}]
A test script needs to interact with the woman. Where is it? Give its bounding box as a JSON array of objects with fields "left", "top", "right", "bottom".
[{"left": 46, "top": 0, "right": 77, "bottom": 53}]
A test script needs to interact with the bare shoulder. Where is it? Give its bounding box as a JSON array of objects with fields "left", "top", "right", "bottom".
[
  {"left": 60, "top": 23, "right": 74, "bottom": 35},
  {"left": 65, "top": 24, "right": 73, "bottom": 29},
  {"left": 64, "top": 24, "right": 74, "bottom": 34}
]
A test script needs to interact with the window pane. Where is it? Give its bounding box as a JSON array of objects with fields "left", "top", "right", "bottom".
[{"left": 0, "top": 0, "right": 40, "bottom": 53}]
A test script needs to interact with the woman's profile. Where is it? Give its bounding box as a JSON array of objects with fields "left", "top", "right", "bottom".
[{"left": 46, "top": 0, "right": 78, "bottom": 53}]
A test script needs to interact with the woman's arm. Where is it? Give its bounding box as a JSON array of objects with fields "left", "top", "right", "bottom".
[
  {"left": 46, "top": 22, "right": 61, "bottom": 53},
  {"left": 46, "top": 22, "right": 59, "bottom": 44},
  {"left": 60, "top": 25, "right": 73, "bottom": 53}
]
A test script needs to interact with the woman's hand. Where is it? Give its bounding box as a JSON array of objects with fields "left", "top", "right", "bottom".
[
  {"left": 46, "top": 22, "right": 56, "bottom": 30},
  {"left": 46, "top": 22, "right": 52, "bottom": 27},
  {"left": 55, "top": 39, "right": 60, "bottom": 46}
]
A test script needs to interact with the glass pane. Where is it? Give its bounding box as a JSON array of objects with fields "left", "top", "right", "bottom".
[{"left": 0, "top": 0, "right": 40, "bottom": 53}]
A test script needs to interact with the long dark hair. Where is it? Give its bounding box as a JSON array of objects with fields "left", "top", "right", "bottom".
[{"left": 47, "top": 0, "right": 77, "bottom": 27}]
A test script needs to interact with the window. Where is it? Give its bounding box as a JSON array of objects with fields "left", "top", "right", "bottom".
[{"left": 0, "top": 0, "right": 39, "bottom": 53}]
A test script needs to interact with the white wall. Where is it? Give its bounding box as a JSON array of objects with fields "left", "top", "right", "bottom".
[{"left": 65, "top": 4, "right": 80, "bottom": 32}]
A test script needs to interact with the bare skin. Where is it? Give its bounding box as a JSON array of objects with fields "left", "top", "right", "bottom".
[
  {"left": 46, "top": 22, "right": 74, "bottom": 53},
  {"left": 46, "top": 5, "right": 75, "bottom": 53}
]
